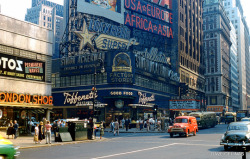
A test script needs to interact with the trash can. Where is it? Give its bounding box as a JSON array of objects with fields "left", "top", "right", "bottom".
[{"left": 68, "top": 121, "right": 88, "bottom": 141}]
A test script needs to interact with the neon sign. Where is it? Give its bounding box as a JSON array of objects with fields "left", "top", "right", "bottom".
[
  {"left": 124, "top": 12, "right": 173, "bottom": 38},
  {"left": 125, "top": 0, "right": 173, "bottom": 23}
]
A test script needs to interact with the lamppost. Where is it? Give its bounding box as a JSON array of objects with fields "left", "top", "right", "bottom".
[{"left": 91, "top": 58, "right": 105, "bottom": 140}]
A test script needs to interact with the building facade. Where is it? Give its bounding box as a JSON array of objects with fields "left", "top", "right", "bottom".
[
  {"left": 0, "top": 14, "right": 53, "bottom": 130},
  {"left": 25, "top": 0, "right": 64, "bottom": 59},
  {"left": 171, "top": 0, "right": 206, "bottom": 110},
  {"left": 203, "top": 0, "right": 232, "bottom": 112},
  {"left": 51, "top": 0, "right": 204, "bottom": 123},
  {"left": 222, "top": 0, "right": 249, "bottom": 110},
  {"left": 229, "top": 22, "right": 240, "bottom": 111}
]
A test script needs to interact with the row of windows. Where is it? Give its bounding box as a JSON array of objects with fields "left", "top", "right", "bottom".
[
  {"left": 52, "top": 73, "right": 108, "bottom": 88},
  {"left": 135, "top": 75, "right": 178, "bottom": 95}
]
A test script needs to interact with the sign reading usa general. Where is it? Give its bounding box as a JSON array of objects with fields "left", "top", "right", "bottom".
[{"left": 0, "top": 53, "right": 45, "bottom": 82}]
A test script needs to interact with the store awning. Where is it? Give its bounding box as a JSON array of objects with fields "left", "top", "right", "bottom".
[
  {"left": 0, "top": 102, "right": 53, "bottom": 109},
  {"left": 128, "top": 104, "right": 154, "bottom": 108}
]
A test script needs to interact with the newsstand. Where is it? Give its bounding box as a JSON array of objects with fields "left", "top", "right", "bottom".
[
  {"left": 68, "top": 121, "right": 89, "bottom": 141},
  {"left": 55, "top": 127, "right": 72, "bottom": 142}
]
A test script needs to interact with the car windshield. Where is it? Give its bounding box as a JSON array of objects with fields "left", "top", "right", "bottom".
[
  {"left": 228, "top": 125, "right": 249, "bottom": 131},
  {"left": 175, "top": 118, "right": 188, "bottom": 123},
  {"left": 241, "top": 118, "right": 250, "bottom": 121}
]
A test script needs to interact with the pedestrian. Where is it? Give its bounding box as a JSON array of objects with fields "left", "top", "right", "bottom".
[
  {"left": 34, "top": 124, "right": 39, "bottom": 144},
  {"left": 114, "top": 120, "right": 119, "bottom": 136},
  {"left": 57, "top": 119, "right": 61, "bottom": 128},
  {"left": 45, "top": 121, "right": 52, "bottom": 144},
  {"left": 125, "top": 117, "right": 130, "bottom": 131},
  {"left": 100, "top": 121, "right": 104, "bottom": 139},
  {"left": 121, "top": 118, "right": 125, "bottom": 129},
  {"left": 110, "top": 120, "right": 114, "bottom": 133},
  {"left": 6, "top": 120, "right": 14, "bottom": 139},
  {"left": 61, "top": 121, "right": 66, "bottom": 127},
  {"left": 38, "top": 121, "right": 45, "bottom": 143},
  {"left": 139, "top": 118, "right": 143, "bottom": 130},
  {"left": 147, "top": 119, "right": 150, "bottom": 132},
  {"left": 136, "top": 119, "right": 139, "bottom": 129},
  {"left": 157, "top": 120, "right": 161, "bottom": 131},
  {"left": 13, "top": 120, "right": 19, "bottom": 139},
  {"left": 29, "top": 119, "right": 33, "bottom": 133},
  {"left": 52, "top": 121, "right": 58, "bottom": 139},
  {"left": 42, "top": 117, "right": 47, "bottom": 133}
]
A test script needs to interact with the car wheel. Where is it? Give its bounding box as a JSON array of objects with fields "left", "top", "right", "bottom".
[
  {"left": 224, "top": 145, "right": 229, "bottom": 151},
  {"left": 170, "top": 133, "right": 173, "bottom": 138},
  {"left": 193, "top": 130, "right": 196, "bottom": 136}
]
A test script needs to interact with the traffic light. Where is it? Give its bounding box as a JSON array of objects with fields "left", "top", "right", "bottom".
[{"left": 153, "top": 105, "right": 158, "bottom": 115}]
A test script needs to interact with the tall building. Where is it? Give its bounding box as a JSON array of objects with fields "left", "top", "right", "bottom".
[
  {"left": 0, "top": 14, "right": 53, "bottom": 127},
  {"left": 223, "top": 0, "right": 249, "bottom": 110},
  {"left": 50, "top": 0, "right": 194, "bottom": 122},
  {"left": 171, "top": 0, "right": 206, "bottom": 109},
  {"left": 25, "top": 0, "right": 64, "bottom": 59},
  {"left": 229, "top": 22, "right": 240, "bottom": 111},
  {"left": 203, "top": 0, "right": 232, "bottom": 112}
]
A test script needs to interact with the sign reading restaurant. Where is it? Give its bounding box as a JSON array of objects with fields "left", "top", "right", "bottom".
[{"left": 0, "top": 53, "right": 45, "bottom": 81}]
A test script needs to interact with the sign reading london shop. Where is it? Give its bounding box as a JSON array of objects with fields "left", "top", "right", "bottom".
[
  {"left": 0, "top": 53, "right": 45, "bottom": 81},
  {"left": 0, "top": 92, "right": 53, "bottom": 105},
  {"left": 124, "top": 0, "right": 173, "bottom": 38}
]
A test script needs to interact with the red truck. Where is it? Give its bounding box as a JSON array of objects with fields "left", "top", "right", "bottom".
[{"left": 168, "top": 116, "right": 198, "bottom": 137}]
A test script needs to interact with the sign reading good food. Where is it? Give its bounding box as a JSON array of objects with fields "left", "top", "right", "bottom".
[
  {"left": 0, "top": 53, "right": 45, "bottom": 81},
  {"left": 0, "top": 92, "right": 53, "bottom": 105}
]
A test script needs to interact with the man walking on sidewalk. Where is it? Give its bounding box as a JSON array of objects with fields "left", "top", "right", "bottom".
[
  {"left": 125, "top": 117, "right": 130, "bottom": 131},
  {"left": 114, "top": 120, "right": 119, "bottom": 136},
  {"left": 13, "top": 120, "right": 19, "bottom": 139}
]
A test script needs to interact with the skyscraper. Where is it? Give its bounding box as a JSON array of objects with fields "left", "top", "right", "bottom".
[
  {"left": 223, "top": 0, "right": 249, "bottom": 110},
  {"left": 171, "top": 0, "right": 206, "bottom": 109},
  {"left": 25, "top": 0, "right": 64, "bottom": 59},
  {"left": 203, "top": 0, "right": 232, "bottom": 111}
]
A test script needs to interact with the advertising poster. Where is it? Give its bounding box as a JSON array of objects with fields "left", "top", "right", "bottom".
[
  {"left": 77, "top": 0, "right": 124, "bottom": 23},
  {"left": 0, "top": 53, "right": 45, "bottom": 82}
]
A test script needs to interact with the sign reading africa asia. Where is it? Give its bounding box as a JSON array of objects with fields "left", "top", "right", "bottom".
[
  {"left": 0, "top": 53, "right": 45, "bottom": 81},
  {"left": 124, "top": 0, "right": 173, "bottom": 38}
]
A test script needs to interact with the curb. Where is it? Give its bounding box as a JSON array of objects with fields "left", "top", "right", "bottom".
[{"left": 18, "top": 138, "right": 109, "bottom": 149}]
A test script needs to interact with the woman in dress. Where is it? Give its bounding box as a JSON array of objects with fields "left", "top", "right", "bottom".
[
  {"left": 6, "top": 120, "right": 14, "bottom": 139},
  {"left": 100, "top": 121, "right": 104, "bottom": 139},
  {"left": 34, "top": 124, "right": 39, "bottom": 144},
  {"left": 38, "top": 121, "right": 45, "bottom": 143}
]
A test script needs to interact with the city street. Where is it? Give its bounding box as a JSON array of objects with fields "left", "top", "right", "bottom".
[{"left": 19, "top": 124, "right": 250, "bottom": 159}]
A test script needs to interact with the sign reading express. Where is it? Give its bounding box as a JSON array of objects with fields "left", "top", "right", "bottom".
[
  {"left": 124, "top": 0, "right": 173, "bottom": 38},
  {"left": 0, "top": 53, "right": 45, "bottom": 81}
]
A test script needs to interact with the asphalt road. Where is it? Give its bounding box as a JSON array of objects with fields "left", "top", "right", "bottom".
[{"left": 19, "top": 124, "right": 250, "bottom": 159}]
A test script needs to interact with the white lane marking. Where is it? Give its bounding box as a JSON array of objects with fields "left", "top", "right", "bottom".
[{"left": 91, "top": 143, "right": 178, "bottom": 159}]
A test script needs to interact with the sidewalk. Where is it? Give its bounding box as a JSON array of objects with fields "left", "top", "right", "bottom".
[
  {"left": 0, "top": 128, "right": 167, "bottom": 149},
  {"left": 0, "top": 131, "right": 107, "bottom": 149}
]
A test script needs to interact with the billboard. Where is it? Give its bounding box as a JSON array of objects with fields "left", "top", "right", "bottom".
[
  {"left": 0, "top": 53, "right": 45, "bottom": 81},
  {"left": 77, "top": 0, "right": 124, "bottom": 23},
  {"left": 169, "top": 99, "right": 200, "bottom": 110}
]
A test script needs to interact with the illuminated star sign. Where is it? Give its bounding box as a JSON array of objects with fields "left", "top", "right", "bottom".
[{"left": 74, "top": 21, "right": 96, "bottom": 51}]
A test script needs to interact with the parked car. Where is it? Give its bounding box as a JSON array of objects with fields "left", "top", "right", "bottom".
[
  {"left": 240, "top": 118, "right": 250, "bottom": 122},
  {"left": 168, "top": 116, "right": 198, "bottom": 137},
  {"left": 220, "top": 122, "right": 250, "bottom": 150},
  {"left": 0, "top": 134, "right": 19, "bottom": 159}
]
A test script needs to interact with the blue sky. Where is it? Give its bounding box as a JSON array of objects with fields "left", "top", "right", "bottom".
[{"left": 0, "top": 0, "right": 249, "bottom": 28}]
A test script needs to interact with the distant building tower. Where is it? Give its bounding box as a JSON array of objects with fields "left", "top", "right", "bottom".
[
  {"left": 25, "top": 0, "right": 64, "bottom": 59},
  {"left": 229, "top": 22, "right": 240, "bottom": 111},
  {"left": 203, "top": 0, "right": 232, "bottom": 111},
  {"left": 223, "top": 0, "right": 250, "bottom": 110}
]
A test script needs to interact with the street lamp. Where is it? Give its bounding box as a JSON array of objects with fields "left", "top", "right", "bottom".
[{"left": 91, "top": 58, "right": 105, "bottom": 140}]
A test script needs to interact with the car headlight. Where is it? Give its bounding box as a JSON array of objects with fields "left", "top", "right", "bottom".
[{"left": 221, "top": 134, "right": 225, "bottom": 142}]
